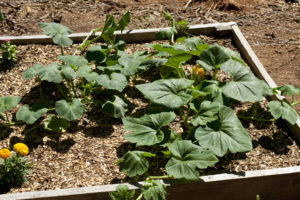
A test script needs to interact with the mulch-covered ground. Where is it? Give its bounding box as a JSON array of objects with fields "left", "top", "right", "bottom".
[{"left": 0, "top": 35, "right": 299, "bottom": 193}]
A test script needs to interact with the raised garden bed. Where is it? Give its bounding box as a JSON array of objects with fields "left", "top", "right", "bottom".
[{"left": 0, "top": 18, "right": 300, "bottom": 200}]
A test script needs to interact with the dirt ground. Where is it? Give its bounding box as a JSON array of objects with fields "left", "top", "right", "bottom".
[{"left": 0, "top": 0, "right": 300, "bottom": 194}]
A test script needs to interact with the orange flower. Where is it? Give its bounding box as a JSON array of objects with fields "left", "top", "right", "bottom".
[
  {"left": 0, "top": 148, "right": 11, "bottom": 159},
  {"left": 13, "top": 143, "right": 29, "bottom": 156},
  {"left": 192, "top": 65, "right": 205, "bottom": 80}
]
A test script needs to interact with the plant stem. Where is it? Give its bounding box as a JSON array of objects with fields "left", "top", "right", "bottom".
[
  {"left": 136, "top": 193, "right": 143, "bottom": 200},
  {"left": 185, "top": 126, "right": 196, "bottom": 140},
  {"left": 212, "top": 66, "right": 218, "bottom": 80},
  {"left": 0, "top": 121, "right": 24, "bottom": 127},
  {"left": 55, "top": 83, "right": 69, "bottom": 100},
  {"left": 47, "top": 108, "right": 55, "bottom": 111},
  {"left": 252, "top": 102, "right": 258, "bottom": 117},
  {"left": 237, "top": 115, "right": 276, "bottom": 122},
  {"left": 292, "top": 101, "right": 300, "bottom": 106},
  {"left": 183, "top": 107, "right": 191, "bottom": 128},
  {"left": 147, "top": 175, "right": 172, "bottom": 180},
  {"left": 4, "top": 112, "right": 10, "bottom": 123},
  {"left": 39, "top": 82, "right": 45, "bottom": 102},
  {"left": 292, "top": 95, "right": 295, "bottom": 104},
  {"left": 60, "top": 46, "right": 64, "bottom": 55}
]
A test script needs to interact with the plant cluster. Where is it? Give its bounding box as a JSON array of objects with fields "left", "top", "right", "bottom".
[
  {"left": 0, "top": 143, "right": 31, "bottom": 192},
  {"left": 0, "top": 10, "right": 299, "bottom": 199},
  {"left": 0, "top": 39, "right": 18, "bottom": 66}
]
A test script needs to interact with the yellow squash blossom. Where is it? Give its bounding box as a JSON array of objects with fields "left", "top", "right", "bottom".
[
  {"left": 0, "top": 148, "right": 11, "bottom": 159},
  {"left": 13, "top": 143, "right": 29, "bottom": 156},
  {"left": 192, "top": 64, "right": 205, "bottom": 80}
]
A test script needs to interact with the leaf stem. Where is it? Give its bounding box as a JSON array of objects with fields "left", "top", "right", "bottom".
[
  {"left": 47, "top": 108, "right": 55, "bottom": 111},
  {"left": 60, "top": 46, "right": 64, "bottom": 56},
  {"left": 237, "top": 115, "right": 276, "bottom": 122},
  {"left": 185, "top": 126, "right": 196, "bottom": 140},
  {"left": 0, "top": 121, "right": 24, "bottom": 127},
  {"left": 212, "top": 66, "right": 218, "bottom": 80},
  {"left": 146, "top": 175, "right": 172, "bottom": 180},
  {"left": 4, "top": 111, "right": 10, "bottom": 123},
  {"left": 55, "top": 83, "right": 69, "bottom": 100},
  {"left": 291, "top": 101, "right": 300, "bottom": 106},
  {"left": 136, "top": 193, "right": 143, "bottom": 200}
]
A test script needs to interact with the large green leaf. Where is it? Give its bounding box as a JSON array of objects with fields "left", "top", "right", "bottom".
[
  {"left": 101, "top": 15, "right": 117, "bottom": 44},
  {"left": 196, "top": 45, "right": 230, "bottom": 71},
  {"left": 164, "top": 53, "right": 192, "bottom": 68},
  {"left": 43, "top": 115, "right": 70, "bottom": 133},
  {"left": 267, "top": 100, "right": 298, "bottom": 125},
  {"left": 118, "top": 54, "right": 143, "bottom": 76},
  {"left": 118, "top": 151, "right": 155, "bottom": 177},
  {"left": 123, "top": 112, "right": 176, "bottom": 146},
  {"left": 141, "top": 181, "right": 166, "bottom": 200},
  {"left": 0, "top": 96, "right": 21, "bottom": 113},
  {"left": 38, "top": 22, "right": 73, "bottom": 46},
  {"left": 152, "top": 44, "right": 186, "bottom": 55},
  {"left": 97, "top": 73, "right": 127, "bottom": 92},
  {"left": 110, "top": 185, "right": 135, "bottom": 200},
  {"left": 190, "top": 100, "right": 220, "bottom": 126},
  {"left": 276, "top": 84, "right": 300, "bottom": 96},
  {"left": 102, "top": 95, "right": 127, "bottom": 118},
  {"left": 22, "top": 64, "right": 43, "bottom": 79},
  {"left": 37, "top": 63, "right": 63, "bottom": 83},
  {"left": 182, "top": 37, "right": 204, "bottom": 51},
  {"left": 77, "top": 65, "right": 100, "bottom": 84},
  {"left": 16, "top": 103, "right": 48, "bottom": 124},
  {"left": 202, "top": 81, "right": 224, "bottom": 104},
  {"left": 221, "top": 60, "right": 264, "bottom": 102},
  {"left": 85, "top": 46, "right": 106, "bottom": 64},
  {"left": 58, "top": 55, "right": 88, "bottom": 68},
  {"left": 136, "top": 78, "right": 194, "bottom": 109},
  {"left": 60, "top": 65, "right": 76, "bottom": 81},
  {"left": 165, "top": 140, "right": 218, "bottom": 180},
  {"left": 55, "top": 98, "right": 84, "bottom": 121},
  {"left": 195, "top": 106, "right": 252, "bottom": 157}
]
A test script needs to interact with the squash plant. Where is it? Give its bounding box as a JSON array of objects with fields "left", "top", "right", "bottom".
[{"left": 0, "top": 11, "right": 299, "bottom": 199}]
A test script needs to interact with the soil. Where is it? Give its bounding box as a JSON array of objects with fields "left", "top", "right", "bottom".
[{"left": 0, "top": 0, "right": 300, "bottom": 194}]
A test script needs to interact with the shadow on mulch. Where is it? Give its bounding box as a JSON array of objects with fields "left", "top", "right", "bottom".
[
  {"left": 0, "top": 126, "right": 13, "bottom": 141},
  {"left": 256, "top": 131, "right": 293, "bottom": 155},
  {"left": 46, "top": 138, "right": 75, "bottom": 153},
  {"left": 237, "top": 103, "right": 274, "bottom": 130}
]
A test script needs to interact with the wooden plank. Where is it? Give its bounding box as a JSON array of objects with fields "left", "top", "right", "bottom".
[
  {"left": 231, "top": 25, "right": 300, "bottom": 143},
  {"left": 0, "top": 22, "right": 236, "bottom": 45},
  {"left": 1, "top": 166, "right": 300, "bottom": 200}
]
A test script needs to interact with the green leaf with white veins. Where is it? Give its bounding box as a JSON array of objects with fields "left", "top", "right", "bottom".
[
  {"left": 22, "top": 64, "right": 43, "bottom": 79},
  {"left": 141, "top": 180, "right": 166, "bottom": 200},
  {"left": 37, "top": 63, "right": 63, "bottom": 83},
  {"left": 55, "top": 98, "right": 84, "bottom": 121},
  {"left": 136, "top": 78, "right": 194, "bottom": 109},
  {"left": 0, "top": 96, "right": 21, "bottom": 113},
  {"left": 38, "top": 22, "right": 73, "bottom": 46},
  {"left": 58, "top": 55, "right": 88, "bottom": 68},
  {"left": 165, "top": 140, "right": 218, "bottom": 180},
  {"left": 221, "top": 60, "right": 264, "bottom": 102},
  {"left": 123, "top": 112, "right": 176, "bottom": 146},
  {"left": 118, "top": 151, "right": 155, "bottom": 177},
  {"left": 77, "top": 65, "right": 100, "bottom": 84},
  {"left": 267, "top": 100, "right": 298, "bottom": 125},
  {"left": 16, "top": 103, "right": 48, "bottom": 124},
  {"left": 97, "top": 73, "right": 127, "bottom": 92},
  {"left": 43, "top": 115, "right": 70, "bottom": 133},
  {"left": 190, "top": 100, "right": 220, "bottom": 126},
  {"left": 102, "top": 95, "right": 127, "bottom": 118},
  {"left": 196, "top": 45, "right": 230, "bottom": 71},
  {"left": 195, "top": 106, "right": 252, "bottom": 157}
]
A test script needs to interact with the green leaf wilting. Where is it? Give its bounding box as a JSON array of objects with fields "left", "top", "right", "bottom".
[
  {"left": 165, "top": 140, "right": 218, "bottom": 180},
  {"left": 118, "top": 151, "right": 155, "bottom": 177},
  {"left": 195, "top": 106, "right": 252, "bottom": 157},
  {"left": 136, "top": 78, "right": 194, "bottom": 109},
  {"left": 123, "top": 112, "right": 176, "bottom": 146},
  {"left": 16, "top": 102, "right": 48, "bottom": 124},
  {"left": 102, "top": 95, "right": 127, "bottom": 118},
  {"left": 0, "top": 96, "right": 21, "bottom": 113},
  {"left": 38, "top": 22, "right": 73, "bottom": 46},
  {"left": 267, "top": 100, "right": 298, "bottom": 125},
  {"left": 55, "top": 98, "right": 84, "bottom": 121},
  {"left": 43, "top": 115, "right": 70, "bottom": 133}
]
